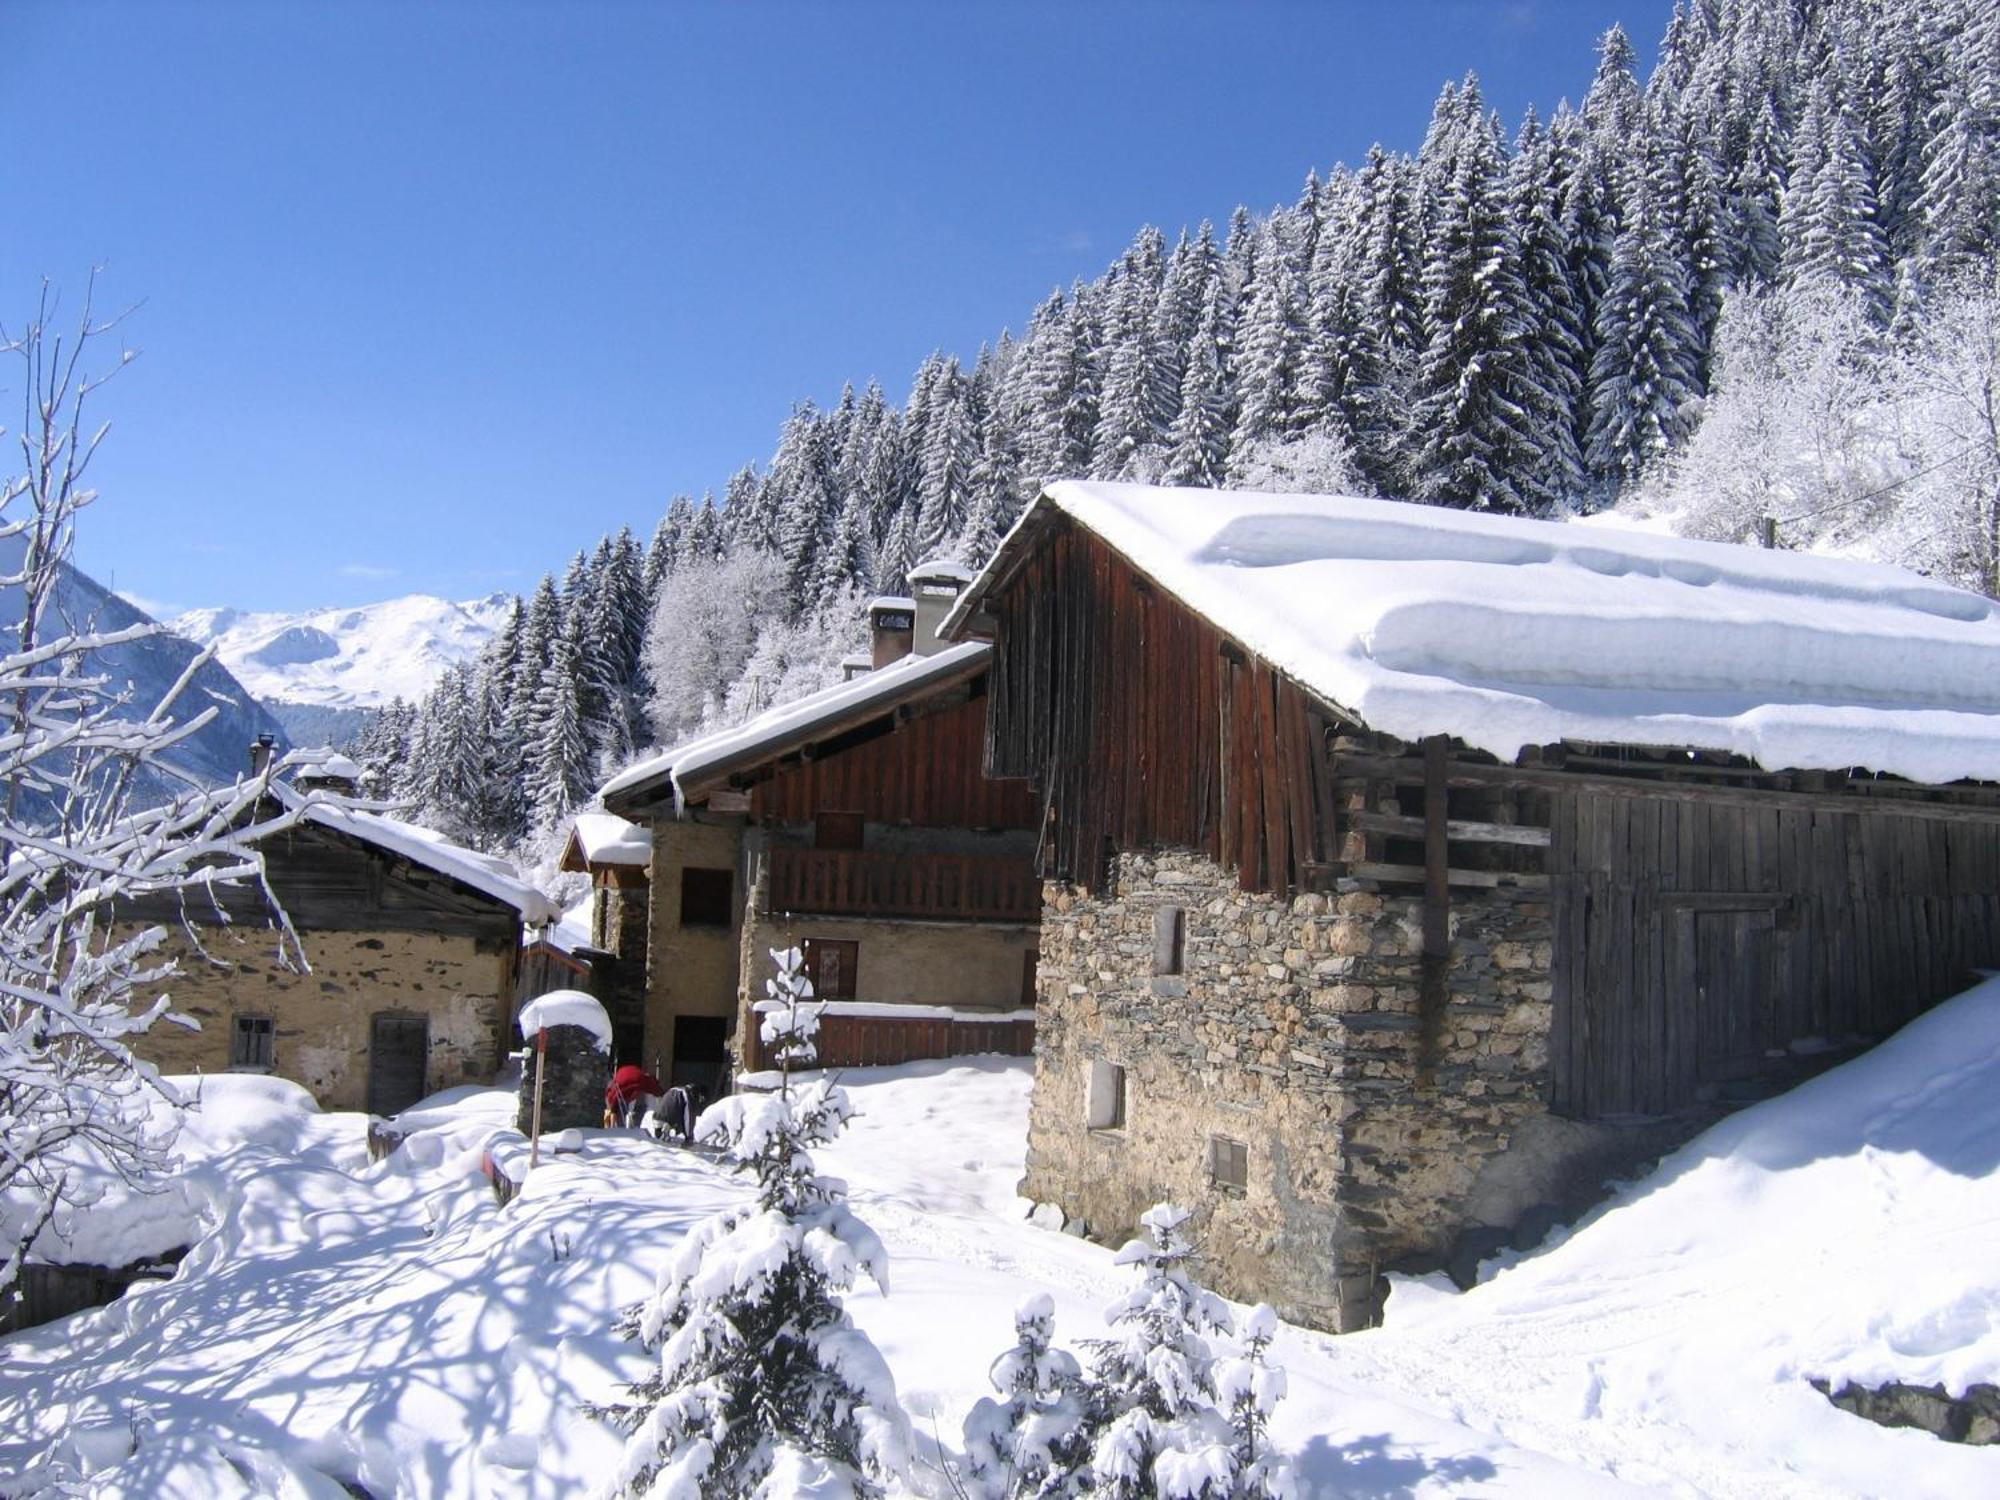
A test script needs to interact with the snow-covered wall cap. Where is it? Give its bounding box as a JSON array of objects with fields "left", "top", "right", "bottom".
[
  {"left": 599, "top": 639, "right": 991, "bottom": 805},
  {"left": 952, "top": 480, "right": 2000, "bottom": 786},
  {"left": 868, "top": 594, "right": 917, "bottom": 612},
  {"left": 517, "top": 989, "right": 612, "bottom": 1052},
  {"left": 909, "top": 558, "right": 975, "bottom": 585},
  {"left": 568, "top": 810, "right": 652, "bottom": 867},
  {"left": 274, "top": 785, "right": 561, "bottom": 923}
]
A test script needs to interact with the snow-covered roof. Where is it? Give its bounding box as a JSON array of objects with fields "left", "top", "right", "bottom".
[
  {"left": 601, "top": 640, "right": 992, "bottom": 808},
  {"left": 563, "top": 810, "right": 652, "bottom": 869},
  {"left": 946, "top": 481, "right": 2000, "bottom": 786},
  {"left": 273, "top": 785, "right": 560, "bottom": 923},
  {"left": 295, "top": 750, "right": 363, "bottom": 783}
]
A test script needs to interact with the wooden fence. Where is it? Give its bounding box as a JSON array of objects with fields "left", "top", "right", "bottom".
[
  {"left": 2, "top": 1252, "right": 184, "bottom": 1338},
  {"left": 747, "top": 1009, "right": 1036, "bottom": 1071},
  {"left": 767, "top": 847, "right": 1040, "bottom": 923}
]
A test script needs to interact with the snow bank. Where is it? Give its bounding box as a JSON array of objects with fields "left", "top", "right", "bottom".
[
  {"left": 516, "top": 990, "right": 611, "bottom": 1051},
  {"left": 1351, "top": 974, "right": 2000, "bottom": 1497},
  {"left": 957, "top": 481, "right": 2000, "bottom": 784}
]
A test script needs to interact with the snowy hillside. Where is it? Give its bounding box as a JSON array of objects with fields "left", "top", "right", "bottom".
[
  {"left": 170, "top": 592, "right": 513, "bottom": 711},
  {"left": 9, "top": 981, "right": 2000, "bottom": 1495}
]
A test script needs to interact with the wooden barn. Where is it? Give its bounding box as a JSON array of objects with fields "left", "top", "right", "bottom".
[
  {"left": 122, "top": 751, "right": 559, "bottom": 1117},
  {"left": 945, "top": 480, "right": 2000, "bottom": 1331},
  {"left": 598, "top": 560, "right": 1042, "bottom": 1089}
]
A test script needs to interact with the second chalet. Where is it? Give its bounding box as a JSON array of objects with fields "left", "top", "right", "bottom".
[
  {"left": 597, "top": 561, "right": 1042, "bottom": 1091},
  {"left": 945, "top": 479, "right": 2000, "bottom": 1333}
]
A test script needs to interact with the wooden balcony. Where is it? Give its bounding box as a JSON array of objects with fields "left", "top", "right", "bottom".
[{"left": 767, "top": 846, "right": 1040, "bottom": 924}]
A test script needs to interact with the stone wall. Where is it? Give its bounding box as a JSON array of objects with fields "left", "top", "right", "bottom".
[
  {"left": 1027, "top": 847, "right": 1585, "bottom": 1332},
  {"left": 643, "top": 816, "right": 746, "bottom": 1078},
  {"left": 132, "top": 923, "right": 510, "bottom": 1113}
]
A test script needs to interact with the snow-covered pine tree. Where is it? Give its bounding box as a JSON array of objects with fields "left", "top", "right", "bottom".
[
  {"left": 961, "top": 1292, "right": 1092, "bottom": 1500},
  {"left": 524, "top": 614, "right": 595, "bottom": 827},
  {"left": 1507, "top": 105, "right": 1589, "bottom": 508},
  {"left": 1077, "top": 1204, "right": 1240, "bottom": 1500},
  {"left": 1226, "top": 224, "right": 1311, "bottom": 480},
  {"left": 1782, "top": 76, "right": 1894, "bottom": 325},
  {"left": 1914, "top": 0, "right": 2000, "bottom": 281},
  {"left": 1586, "top": 158, "right": 1704, "bottom": 486},
  {"left": 598, "top": 946, "right": 911, "bottom": 1499},
  {"left": 1407, "top": 85, "right": 1542, "bottom": 512},
  {"left": 1212, "top": 1304, "right": 1296, "bottom": 1499},
  {"left": 915, "top": 364, "right": 978, "bottom": 561},
  {"left": 1162, "top": 279, "right": 1234, "bottom": 489}
]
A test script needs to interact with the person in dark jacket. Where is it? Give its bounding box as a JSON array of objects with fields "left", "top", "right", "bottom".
[
  {"left": 606, "top": 1064, "right": 664, "bottom": 1128},
  {"left": 653, "top": 1083, "right": 706, "bottom": 1146}
]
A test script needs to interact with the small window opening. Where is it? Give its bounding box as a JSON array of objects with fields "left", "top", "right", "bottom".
[
  {"left": 679, "top": 866, "right": 734, "bottom": 927},
  {"left": 231, "top": 1014, "right": 275, "bottom": 1071},
  {"left": 1153, "top": 905, "right": 1186, "bottom": 976},
  {"left": 1209, "top": 1135, "right": 1248, "bottom": 1191},
  {"left": 1087, "top": 1059, "right": 1127, "bottom": 1130}
]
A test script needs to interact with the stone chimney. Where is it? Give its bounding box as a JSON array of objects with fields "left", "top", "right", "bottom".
[
  {"left": 907, "top": 558, "right": 975, "bottom": 657},
  {"left": 249, "top": 734, "right": 276, "bottom": 779},
  {"left": 868, "top": 594, "right": 916, "bottom": 668}
]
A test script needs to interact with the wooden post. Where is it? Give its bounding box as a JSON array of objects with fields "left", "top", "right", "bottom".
[
  {"left": 1758, "top": 515, "right": 1778, "bottom": 549},
  {"left": 528, "top": 1026, "right": 548, "bottom": 1170},
  {"left": 1419, "top": 735, "right": 1451, "bottom": 1087}
]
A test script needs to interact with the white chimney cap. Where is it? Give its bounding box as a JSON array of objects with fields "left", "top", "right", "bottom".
[{"left": 908, "top": 558, "right": 975, "bottom": 585}]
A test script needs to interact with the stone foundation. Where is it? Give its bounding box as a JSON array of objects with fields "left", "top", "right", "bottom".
[{"left": 1027, "top": 848, "right": 1640, "bottom": 1331}]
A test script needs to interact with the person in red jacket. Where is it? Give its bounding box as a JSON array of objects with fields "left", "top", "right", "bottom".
[{"left": 605, "top": 1063, "right": 663, "bottom": 1128}]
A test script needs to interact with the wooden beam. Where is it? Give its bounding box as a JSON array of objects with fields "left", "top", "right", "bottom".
[
  {"left": 1419, "top": 736, "right": 1450, "bottom": 1088},
  {"left": 1347, "top": 861, "right": 1551, "bottom": 892},
  {"left": 1334, "top": 752, "right": 2000, "bottom": 825},
  {"left": 1348, "top": 810, "right": 1552, "bottom": 847}
]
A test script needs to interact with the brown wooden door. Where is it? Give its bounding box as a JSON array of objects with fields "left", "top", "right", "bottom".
[
  {"left": 368, "top": 1013, "right": 429, "bottom": 1117},
  {"left": 1692, "top": 908, "right": 1779, "bottom": 1089}
]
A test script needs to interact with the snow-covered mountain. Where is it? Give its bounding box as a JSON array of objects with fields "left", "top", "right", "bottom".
[
  {"left": 0, "top": 542, "right": 288, "bottom": 799},
  {"left": 170, "top": 592, "right": 513, "bottom": 711}
]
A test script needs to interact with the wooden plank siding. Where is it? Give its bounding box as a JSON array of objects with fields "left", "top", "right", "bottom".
[
  {"left": 743, "top": 1011, "right": 1035, "bottom": 1071},
  {"left": 983, "top": 519, "right": 1330, "bottom": 894},
  {"left": 1548, "top": 789, "right": 2000, "bottom": 1117},
  {"left": 751, "top": 689, "right": 1039, "bottom": 832},
  {"left": 767, "top": 847, "right": 1041, "bottom": 923}
]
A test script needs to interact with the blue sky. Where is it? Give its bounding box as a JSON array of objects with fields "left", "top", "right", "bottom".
[{"left": 3, "top": 1, "right": 1668, "bottom": 616}]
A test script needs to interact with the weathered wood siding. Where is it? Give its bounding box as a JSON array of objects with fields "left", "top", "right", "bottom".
[
  {"left": 984, "top": 520, "right": 1336, "bottom": 893},
  {"left": 744, "top": 1010, "right": 1034, "bottom": 1071},
  {"left": 1549, "top": 788, "right": 2000, "bottom": 1116},
  {"left": 119, "top": 821, "right": 520, "bottom": 943},
  {"left": 752, "top": 689, "right": 1038, "bottom": 831}
]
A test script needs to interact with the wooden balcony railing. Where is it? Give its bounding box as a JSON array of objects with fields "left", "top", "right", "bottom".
[{"left": 767, "top": 846, "right": 1040, "bottom": 923}]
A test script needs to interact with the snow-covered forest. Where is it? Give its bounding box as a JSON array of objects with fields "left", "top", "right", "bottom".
[{"left": 372, "top": 0, "right": 2000, "bottom": 859}]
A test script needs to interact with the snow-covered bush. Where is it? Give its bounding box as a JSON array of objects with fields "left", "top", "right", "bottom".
[
  {"left": 595, "top": 947, "right": 910, "bottom": 1499},
  {"left": 0, "top": 281, "right": 303, "bottom": 1299},
  {"left": 960, "top": 1292, "right": 1092, "bottom": 1498},
  {"left": 1071, "top": 1204, "right": 1296, "bottom": 1500}
]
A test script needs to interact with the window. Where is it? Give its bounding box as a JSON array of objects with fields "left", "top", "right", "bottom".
[
  {"left": 815, "top": 811, "right": 864, "bottom": 850},
  {"left": 1087, "top": 1059, "right": 1127, "bottom": 1130},
  {"left": 1209, "top": 1135, "right": 1248, "bottom": 1191},
  {"left": 1152, "top": 905, "right": 1186, "bottom": 976},
  {"left": 679, "top": 866, "right": 733, "bottom": 927},
  {"left": 231, "top": 1014, "right": 275, "bottom": 1071},
  {"left": 803, "top": 938, "right": 858, "bottom": 1000}
]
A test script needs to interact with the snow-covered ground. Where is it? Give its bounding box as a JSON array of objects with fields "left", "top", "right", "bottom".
[
  {"left": 169, "top": 593, "right": 513, "bottom": 711},
  {"left": 7, "top": 985, "right": 2000, "bottom": 1497}
]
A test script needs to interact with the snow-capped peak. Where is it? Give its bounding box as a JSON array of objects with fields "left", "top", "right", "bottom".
[{"left": 169, "top": 591, "right": 513, "bottom": 710}]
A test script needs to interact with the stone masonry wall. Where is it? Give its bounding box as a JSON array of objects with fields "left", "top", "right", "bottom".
[
  {"left": 1026, "top": 848, "right": 1558, "bottom": 1331},
  {"left": 132, "top": 924, "right": 509, "bottom": 1113}
]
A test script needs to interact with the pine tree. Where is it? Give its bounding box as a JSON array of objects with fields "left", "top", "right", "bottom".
[
  {"left": 525, "top": 615, "right": 595, "bottom": 827},
  {"left": 598, "top": 947, "right": 911, "bottom": 1498},
  {"left": 1077, "top": 1204, "right": 1237, "bottom": 1500},
  {"left": 915, "top": 362, "right": 977, "bottom": 561},
  {"left": 1162, "top": 279, "right": 1233, "bottom": 489},
  {"left": 1914, "top": 0, "right": 2000, "bottom": 279},
  {"left": 1213, "top": 1305, "right": 1296, "bottom": 1499},
  {"left": 1508, "top": 106, "right": 1589, "bottom": 506},
  {"left": 1227, "top": 224, "right": 1311, "bottom": 477},
  {"left": 1587, "top": 164, "right": 1704, "bottom": 485},
  {"left": 961, "top": 1294, "right": 1092, "bottom": 1500},
  {"left": 1407, "top": 89, "right": 1543, "bottom": 511}
]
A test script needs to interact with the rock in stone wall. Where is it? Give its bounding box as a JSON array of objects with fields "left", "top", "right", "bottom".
[{"left": 1026, "top": 848, "right": 1566, "bottom": 1331}]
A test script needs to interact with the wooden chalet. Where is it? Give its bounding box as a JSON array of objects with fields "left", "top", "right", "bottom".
[
  {"left": 946, "top": 480, "right": 2000, "bottom": 1331},
  {"left": 598, "top": 561, "right": 1041, "bottom": 1089},
  {"left": 123, "top": 750, "right": 558, "bottom": 1117}
]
